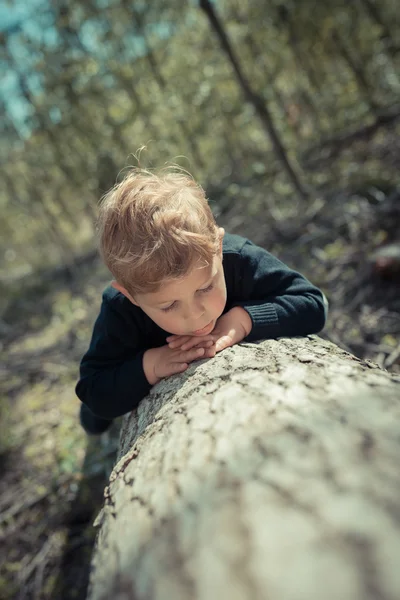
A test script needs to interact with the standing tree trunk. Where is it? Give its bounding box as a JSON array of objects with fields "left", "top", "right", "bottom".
[
  {"left": 331, "top": 29, "right": 379, "bottom": 114},
  {"left": 358, "top": 0, "right": 397, "bottom": 51},
  {"left": 88, "top": 336, "right": 400, "bottom": 600},
  {"left": 198, "top": 0, "right": 310, "bottom": 200},
  {"left": 119, "top": 0, "right": 205, "bottom": 172}
]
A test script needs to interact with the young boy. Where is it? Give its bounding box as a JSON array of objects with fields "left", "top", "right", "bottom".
[{"left": 76, "top": 169, "right": 327, "bottom": 434}]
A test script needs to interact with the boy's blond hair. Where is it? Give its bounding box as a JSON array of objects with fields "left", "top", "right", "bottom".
[{"left": 98, "top": 169, "right": 220, "bottom": 296}]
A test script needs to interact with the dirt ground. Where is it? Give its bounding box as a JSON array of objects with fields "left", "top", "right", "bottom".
[{"left": 1, "top": 183, "right": 399, "bottom": 599}]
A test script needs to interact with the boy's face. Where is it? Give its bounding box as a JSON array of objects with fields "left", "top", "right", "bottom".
[
  {"left": 136, "top": 254, "right": 227, "bottom": 336},
  {"left": 114, "top": 230, "right": 227, "bottom": 336}
]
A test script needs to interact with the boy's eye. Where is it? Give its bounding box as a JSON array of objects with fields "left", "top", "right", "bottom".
[
  {"left": 199, "top": 284, "right": 214, "bottom": 293},
  {"left": 160, "top": 284, "right": 213, "bottom": 312},
  {"left": 161, "top": 301, "right": 177, "bottom": 312}
]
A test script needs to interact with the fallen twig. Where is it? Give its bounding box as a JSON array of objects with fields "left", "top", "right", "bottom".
[
  {"left": 301, "top": 104, "right": 400, "bottom": 168},
  {"left": 0, "top": 490, "right": 50, "bottom": 528},
  {"left": 385, "top": 345, "right": 400, "bottom": 369},
  {"left": 17, "top": 537, "right": 53, "bottom": 594}
]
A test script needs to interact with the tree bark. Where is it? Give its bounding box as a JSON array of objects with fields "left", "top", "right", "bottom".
[{"left": 88, "top": 335, "right": 400, "bottom": 600}]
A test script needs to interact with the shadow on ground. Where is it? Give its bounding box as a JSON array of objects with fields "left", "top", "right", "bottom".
[{"left": 53, "top": 431, "right": 119, "bottom": 600}]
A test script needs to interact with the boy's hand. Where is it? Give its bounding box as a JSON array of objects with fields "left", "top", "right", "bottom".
[
  {"left": 166, "top": 307, "right": 252, "bottom": 354},
  {"left": 165, "top": 335, "right": 215, "bottom": 351},
  {"left": 211, "top": 307, "right": 252, "bottom": 352},
  {"left": 143, "top": 344, "right": 215, "bottom": 386}
]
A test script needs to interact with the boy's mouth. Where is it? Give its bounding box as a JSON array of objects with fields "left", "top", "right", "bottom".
[{"left": 192, "top": 320, "right": 214, "bottom": 336}]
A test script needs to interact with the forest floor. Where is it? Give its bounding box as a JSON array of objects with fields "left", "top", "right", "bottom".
[{"left": 0, "top": 175, "right": 399, "bottom": 599}]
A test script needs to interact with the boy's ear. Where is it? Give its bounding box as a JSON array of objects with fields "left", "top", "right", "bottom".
[{"left": 111, "top": 280, "right": 138, "bottom": 305}]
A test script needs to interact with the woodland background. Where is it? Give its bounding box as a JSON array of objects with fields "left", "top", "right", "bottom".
[{"left": 0, "top": 1, "right": 399, "bottom": 598}]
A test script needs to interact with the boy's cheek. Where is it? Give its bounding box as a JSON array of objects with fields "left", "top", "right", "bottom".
[
  {"left": 213, "top": 286, "right": 227, "bottom": 318},
  {"left": 156, "top": 315, "right": 188, "bottom": 336}
]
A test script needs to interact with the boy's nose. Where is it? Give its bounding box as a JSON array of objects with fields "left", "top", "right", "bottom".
[{"left": 183, "top": 301, "right": 205, "bottom": 322}]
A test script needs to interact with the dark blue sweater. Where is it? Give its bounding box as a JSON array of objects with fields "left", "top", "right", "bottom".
[{"left": 76, "top": 233, "right": 326, "bottom": 419}]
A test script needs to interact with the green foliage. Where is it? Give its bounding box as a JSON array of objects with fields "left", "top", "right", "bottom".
[
  {"left": 0, "top": 0, "right": 399, "bottom": 285},
  {"left": 0, "top": 396, "right": 14, "bottom": 456}
]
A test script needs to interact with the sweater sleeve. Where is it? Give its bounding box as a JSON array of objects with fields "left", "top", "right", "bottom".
[
  {"left": 75, "top": 297, "right": 152, "bottom": 419},
  {"left": 232, "top": 240, "right": 327, "bottom": 342}
]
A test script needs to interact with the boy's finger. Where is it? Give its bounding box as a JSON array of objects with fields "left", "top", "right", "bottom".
[
  {"left": 166, "top": 334, "right": 185, "bottom": 343},
  {"left": 168, "top": 341, "right": 180, "bottom": 348},
  {"left": 167, "top": 363, "right": 188, "bottom": 376},
  {"left": 215, "top": 336, "right": 233, "bottom": 353},
  {"left": 204, "top": 347, "right": 216, "bottom": 358},
  {"left": 169, "top": 334, "right": 216, "bottom": 350},
  {"left": 181, "top": 347, "right": 205, "bottom": 361},
  {"left": 182, "top": 334, "right": 216, "bottom": 348},
  {"left": 168, "top": 336, "right": 191, "bottom": 349},
  {"left": 181, "top": 339, "right": 214, "bottom": 351},
  {"left": 168, "top": 341, "right": 187, "bottom": 349}
]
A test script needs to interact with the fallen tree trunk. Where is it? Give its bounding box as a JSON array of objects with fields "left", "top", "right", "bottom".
[{"left": 88, "top": 335, "right": 400, "bottom": 600}]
